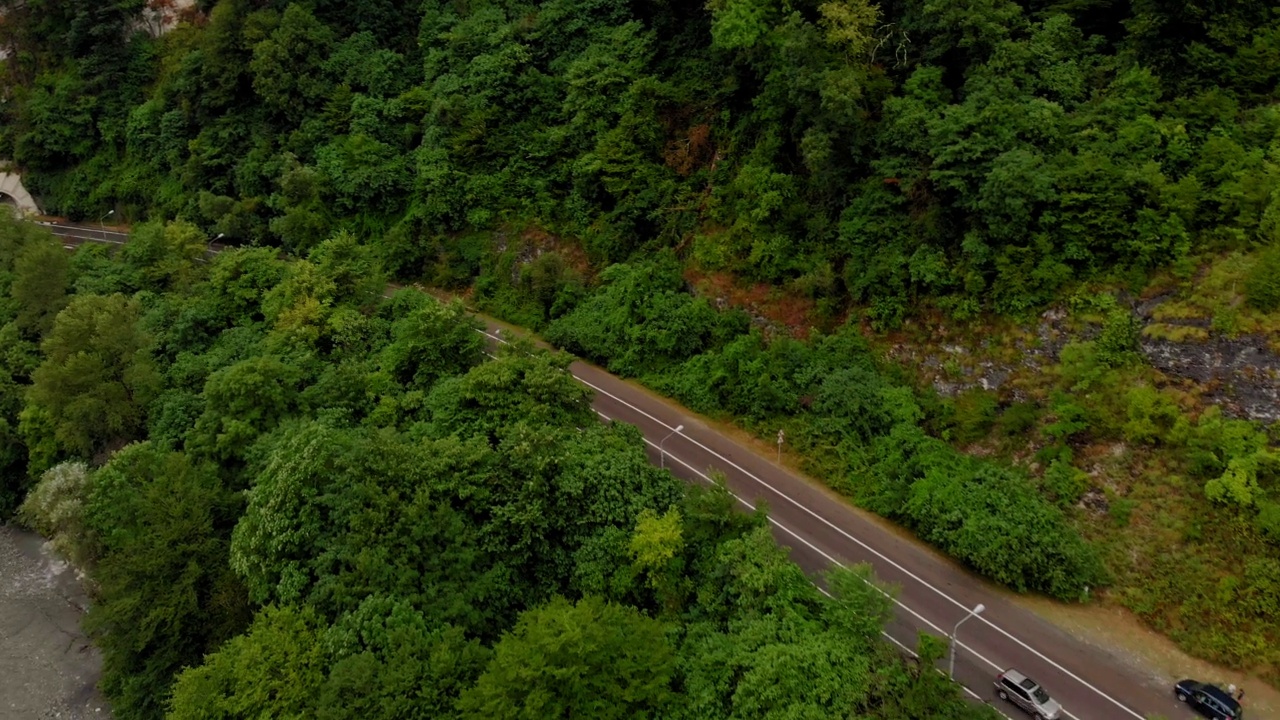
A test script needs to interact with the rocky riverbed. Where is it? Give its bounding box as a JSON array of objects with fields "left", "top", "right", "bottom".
[{"left": 0, "top": 524, "right": 108, "bottom": 720}]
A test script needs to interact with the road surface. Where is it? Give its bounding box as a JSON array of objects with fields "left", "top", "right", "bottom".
[
  {"left": 38, "top": 220, "right": 129, "bottom": 248},
  {"left": 36, "top": 220, "right": 227, "bottom": 256},
  {"left": 38, "top": 220, "right": 1203, "bottom": 720}
]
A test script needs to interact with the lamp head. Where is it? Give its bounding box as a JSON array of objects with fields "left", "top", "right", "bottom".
[
  {"left": 973, "top": 603, "right": 985, "bottom": 615},
  {"left": 674, "top": 424, "right": 684, "bottom": 433}
]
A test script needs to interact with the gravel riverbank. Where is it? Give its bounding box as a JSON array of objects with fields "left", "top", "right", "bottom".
[{"left": 0, "top": 524, "right": 107, "bottom": 720}]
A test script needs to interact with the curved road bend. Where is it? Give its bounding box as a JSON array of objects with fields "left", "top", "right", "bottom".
[{"left": 41, "top": 221, "right": 1197, "bottom": 720}]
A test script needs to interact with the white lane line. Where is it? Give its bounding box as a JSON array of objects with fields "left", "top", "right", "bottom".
[
  {"left": 480, "top": 326, "right": 1127, "bottom": 720},
  {"left": 39, "top": 223, "right": 128, "bottom": 237},
  {"left": 601, "top": 407, "right": 1013, "bottom": 720},
  {"left": 47, "top": 229, "right": 126, "bottom": 238},
  {"left": 51, "top": 232, "right": 126, "bottom": 245}
]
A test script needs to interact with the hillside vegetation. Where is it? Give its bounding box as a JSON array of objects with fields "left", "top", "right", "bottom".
[
  {"left": 3, "top": 0, "right": 1278, "bottom": 319},
  {"left": 2, "top": 0, "right": 1280, "bottom": 691}
]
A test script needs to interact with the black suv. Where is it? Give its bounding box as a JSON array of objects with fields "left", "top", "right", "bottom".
[{"left": 1175, "top": 680, "right": 1243, "bottom": 719}]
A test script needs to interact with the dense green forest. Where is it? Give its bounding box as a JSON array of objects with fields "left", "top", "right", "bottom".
[
  {"left": 3, "top": 0, "right": 1278, "bottom": 320},
  {"left": 2, "top": 0, "right": 1280, "bottom": 698},
  {"left": 0, "top": 215, "right": 1000, "bottom": 719}
]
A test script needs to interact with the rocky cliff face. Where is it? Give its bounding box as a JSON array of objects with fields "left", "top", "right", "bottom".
[
  {"left": 887, "top": 300, "right": 1280, "bottom": 425},
  {"left": 1141, "top": 334, "right": 1280, "bottom": 423}
]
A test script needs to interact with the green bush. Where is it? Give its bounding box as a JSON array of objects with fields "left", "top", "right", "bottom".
[
  {"left": 998, "top": 402, "right": 1039, "bottom": 437},
  {"left": 1044, "top": 392, "right": 1090, "bottom": 445},
  {"left": 854, "top": 426, "right": 1105, "bottom": 600},
  {"left": 1245, "top": 246, "right": 1280, "bottom": 311},
  {"left": 1108, "top": 497, "right": 1136, "bottom": 527},
  {"left": 905, "top": 455, "right": 1106, "bottom": 599},
  {"left": 660, "top": 333, "right": 809, "bottom": 421},
  {"left": 949, "top": 389, "right": 999, "bottom": 444},
  {"left": 1204, "top": 456, "right": 1266, "bottom": 507},
  {"left": 1210, "top": 303, "right": 1243, "bottom": 337},
  {"left": 546, "top": 259, "right": 735, "bottom": 377},
  {"left": 1057, "top": 341, "right": 1118, "bottom": 396},
  {"left": 1256, "top": 500, "right": 1280, "bottom": 545},
  {"left": 1187, "top": 407, "right": 1277, "bottom": 495},
  {"left": 1194, "top": 409, "right": 1280, "bottom": 510},
  {"left": 1042, "top": 458, "right": 1089, "bottom": 508},
  {"left": 1095, "top": 308, "right": 1143, "bottom": 368},
  {"left": 1122, "top": 385, "right": 1187, "bottom": 446}
]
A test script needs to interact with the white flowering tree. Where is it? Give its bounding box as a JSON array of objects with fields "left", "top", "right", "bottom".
[{"left": 17, "top": 460, "right": 91, "bottom": 565}]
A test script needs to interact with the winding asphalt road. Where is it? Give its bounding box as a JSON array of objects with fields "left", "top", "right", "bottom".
[{"left": 39, "top": 219, "right": 1202, "bottom": 720}]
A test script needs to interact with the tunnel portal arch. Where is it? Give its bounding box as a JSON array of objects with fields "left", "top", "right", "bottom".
[{"left": 0, "top": 169, "right": 40, "bottom": 216}]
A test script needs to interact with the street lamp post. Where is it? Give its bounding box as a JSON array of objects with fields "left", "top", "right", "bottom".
[
  {"left": 949, "top": 603, "right": 985, "bottom": 680},
  {"left": 659, "top": 424, "right": 684, "bottom": 469},
  {"left": 98, "top": 209, "right": 114, "bottom": 241},
  {"left": 200, "top": 233, "right": 224, "bottom": 263}
]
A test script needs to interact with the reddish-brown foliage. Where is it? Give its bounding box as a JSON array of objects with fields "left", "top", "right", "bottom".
[
  {"left": 684, "top": 268, "right": 820, "bottom": 340},
  {"left": 664, "top": 124, "right": 715, "bottom": 177}
]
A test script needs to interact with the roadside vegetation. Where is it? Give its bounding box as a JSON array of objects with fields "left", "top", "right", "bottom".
[
  {"left": 1, "top": 0, "right": 1278, "bottom": 693},
  {"left": 0, "top": 215, "right": 998, "bottom": 720},
  {"left": 537, "top": 254, "right": 1280, "bottom": 686},
  {"left": 871, "top": 268, "right": 1280, "bottom": 687}
]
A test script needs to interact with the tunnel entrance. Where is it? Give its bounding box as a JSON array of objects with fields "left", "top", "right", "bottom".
[{"left": 0, "top": 192, "right": 21, "bottom": 218}]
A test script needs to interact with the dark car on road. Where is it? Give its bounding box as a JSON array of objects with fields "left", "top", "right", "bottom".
[{"left": 1175, "top": 679, "right": 1243, "bottom": 719}]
